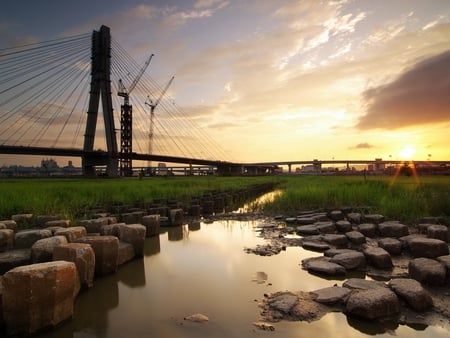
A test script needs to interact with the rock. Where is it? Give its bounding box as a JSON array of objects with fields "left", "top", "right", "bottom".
[
  {"left": 2, "top": 261, "right": 78, "bottom": 335},
  {"left": 357, "top": 223, "right": 377, "bottom": 238},
  {"left": 79, "top": 218, "right": 108, "bottom": 233},
  {"left": 328, "top": 210, "right": 345, "bottom": 221},
  {"left": 408, "top": 258, "right": 446, "bottom": 286},
  {"left": 0, "top": 220, "right": 17, "bottom": 231},
  {"left": 252, "top": 321, "right": 275, "bottom": 331},
  {"left": 363, "top": 214, "right": 385, "bottom": 224},
  {"left": 169, "top": 209, "right": 184, "bottom": 226},
  {"left": 0, "top": 229, "right": 14, "bottom": 252},
  {"left": 75, "top": 236, "right": 119, "bottom": 276},
  {"left": 321, "top": 234, "right": 348, "bottom": 248},
  {"left": 311, "top": 286, "right": 351, "bottom": 304},
  {"left": 11, "top": 214, "right": 34, "bottom": 227},
  {"left": 389, "top": 278, "right": 433, "bottom": 312},
  {"left": 347, "top": 213, "right": 362, "bottom": 224},
  {"left": 437, "top": 255, "right": 450, "bottom": 277},
  {"left": 316, "top": 222, "right": 336, "bottom": 234},
  {"left": 100, "top": 223, "right": 122, "bottom": 237},
  {"left": 269, "top": 292, "right": 299, "bottom": 313},
  {"left": 117, "top": 241, "right": 135, "bottom": 265},
  {"left": 14, "top": 229, "right": 52, "bottom": 249},
  {"left": 408, "top": 238, "right": 449, "bottom": 258},
  {"left": 399, "top": 234, "right": 425, "bottom": 250},
  {"left": 346, "top": 288, "right": 400, "bottom": 320},
  {"left": 31, "top": 236, "right": 68, "bottom": 263},
  {"left": 36, "top": 215, "right": 59, "bottom": 226},
  {"left": 118, "top": 224, "right": 146, "bottom": 257},
  {"left": 302, "top": 241, "right": 330, "bottom": 252},
  {"left": 427, "top": 225, "right": 449, "bottom": 242},
  {"left": 0, "top": 249, "right": 31, "bottom": 275},
  {"left": 378, "top": 221, "right": 409, "bottom": 238},
  {"left": 378, "top": 238, "right": 402, "bottom": 255},
  {"left": 184, "top": 313, "right": 209, "bottom": 323},
  {"left": 363, "top": 246, "right": 393, "bottom": 269},
  {"left": 345, "top": 231, "right": 366, "bottom": 245},
  {"left": 54, "top": 226, "right": 87, "bottom": 242},
  {"left": 53, "top": 243, "right": 95, "bottom": 289},
  {"left": 45, "top": 219, "right": 71, "bottom": 228},
  {"left": 336, "top": 220, "right": 352, "bottom": 233},
  {"left": 304, "top": 258, "right": 346, "bottom": 277},
  {"left": 297, "top": 217, "right": 316, "bottom": 225},
  {"left": 296, "top": 225, "right": 320, "bottom": 236},
  {"left": 417, "top": 223, "right": 433, "bottom": 234},
  {"left": 324, "top": 248, "right": 355, "bottom": 257},
  {"left": 343, "top": 278, "right": 387, "bottom": 290},
  {"left": 330, "top": 251, "right": 366, "bottom": 270},
  {"left": 141, "top": 215, "right": 160, "bottom": 237}
]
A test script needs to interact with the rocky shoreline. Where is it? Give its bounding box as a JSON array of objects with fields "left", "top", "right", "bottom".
[{"left": 244, "top": 210, "right": 450, "bottom": 332}]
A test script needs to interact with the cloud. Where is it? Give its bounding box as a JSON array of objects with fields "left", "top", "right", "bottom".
[
  {"left": 357, "top": 50, "right": 450, "bottom": 130},
  {"left": 350, "top": 143, "right": 374, "bottom": 149}
]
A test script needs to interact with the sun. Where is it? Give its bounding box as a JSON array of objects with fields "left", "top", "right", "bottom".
[{"left": 399, "top": 146, "right": 416, "bottom": 159}]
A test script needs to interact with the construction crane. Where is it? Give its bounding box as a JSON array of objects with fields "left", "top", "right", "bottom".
[
  {"left": 145, "top": 76, "right": 174, "bottom": 169},
  {"left": 117, "top": 53, "right": 154, "bottom": 177}
]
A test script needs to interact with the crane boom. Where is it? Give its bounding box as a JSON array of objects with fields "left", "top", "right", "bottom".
[
  {"left": 154, "top": 76, "right": 174, "bottom": 108},
  {"left": 118, "top": 53, "right": 154, "bottom": 98}
]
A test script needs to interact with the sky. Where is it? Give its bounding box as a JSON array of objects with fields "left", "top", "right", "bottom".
[{"left": 1, "top": 0, "right": 450, "bottom": 166}]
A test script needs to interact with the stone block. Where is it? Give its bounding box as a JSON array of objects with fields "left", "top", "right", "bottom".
[
  {"left": 14, "top": 229, "right": 52, "bottom": 249},
  {"left": 389, "top": 278, "right": 433, "bottom": 312},
  {"left": 11, "top": 214, "right": 34, "bottom": 227},
  {"left": 363, "top": 214, "right": 385, "bottom": 224},
  {"left": 2, "top": 261, "right": 78, "bottom": 335},
  {"left": 169, "top": 209, "right": 184, "bottom": 226},
  {"left": 357, "top": 223, "right": 377, "bottom": 238},
  {"left": 142, "top": 215, "right": 160, "bottom": 237},
  {"left": 409, "top": 237, "right": 449, "bottom": 258},
  {"left": 121, "top": 211, "right": 145, "bottom": 224},
  {"left": 316, "top": 222, "right": 336, "bottom": 234},
  {"left": 53, "top": 243, "right": 95, "bottom": 289},
  {"left": 118, "top": 224, "right": 146, "bottom": 257},
  {"left": 345, "top": 231, "right": 366, "bottom": 245},
  {"left": 54, "top": 226, "right": 87, "bottom": 242},
  {"left": 409, "top": 257, "right": 446, "bottom": 286},
  {"left": 427, "top": 225, "right": 449, "bottom": 243},
  {"left": 378, "top": 221, "right": 409, "bottom": 238},
  {"left": 100, "top": 223, "right": 123, "bottom": 237},
  {"left": 0, "top": 220, "right": 17, "bottom": 232},
  {"left": 78, "top": 218, "right": 108, "bottom": 233},
  {"left": 346, "top": 288, "right": 400, "bottom": 320},
  {"left": 45, "top": 219, "right": 71, "bottom": 228},
  {"left": 36, "top": 215, "right": 59, "bottom": 226},
  {"left": 330, "top": 251, "right": 366, "bottom": 270},
  {"left": 75, "top": 236, "right": 119, "bottom": 276},
  {"left": 336, "top": 220, "right": 352, "bottom": 233},
  {"left": 117, "top": 242, "right": 135, "bottom": 265},
  {"left": 363, "top": 246, "right": 393, "bottom": 269},
  {"left": 0, "top": 249, "right": 31, "bottom": 275},
  {"left": 321, "top": 234, "right": 348, "bottom": 248},
  {"left": 378, "top": 238, "right": 402, "bottom": 255},
  {"left": 328, "top": 210, "right": 344, "bottom": 221},
  {"left": 0, "top": 229, "right": 14, "bottom": 252},
  {"left": 31, "top": 236, "right": 68, "bottom": 263}
]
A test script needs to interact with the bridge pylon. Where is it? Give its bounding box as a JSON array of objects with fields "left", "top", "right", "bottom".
[{"left": 82, "top": 25, "right": 118, "bottom": 177}]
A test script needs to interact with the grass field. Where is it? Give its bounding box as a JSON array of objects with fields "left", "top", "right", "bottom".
[{"left": 0, "top": 174, "right": 448, "bottom": 225}]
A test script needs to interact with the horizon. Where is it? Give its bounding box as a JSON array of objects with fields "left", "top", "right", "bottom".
[{"left": 1, "top": 1, "right": 449, "bottom": 166}]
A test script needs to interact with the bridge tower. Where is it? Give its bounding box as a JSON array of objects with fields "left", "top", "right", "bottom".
[{"left": 82, "top": 25, "right": 118, "bottom": 177}]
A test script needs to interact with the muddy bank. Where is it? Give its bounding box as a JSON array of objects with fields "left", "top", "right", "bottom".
[{"left": 244, "top": 210, "right": 450, "bottom": 332}]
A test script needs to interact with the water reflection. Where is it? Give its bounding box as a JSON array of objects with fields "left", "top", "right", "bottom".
[{"left": 30, "top": 218, "right": 447, "bottom": 338}]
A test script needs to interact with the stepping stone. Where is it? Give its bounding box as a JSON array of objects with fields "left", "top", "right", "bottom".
[
  {"left": 75, "top": 236, "right": 119, "bottom": 276},
  {"left": 142, "top": 215, "right": 160, "bottom": 237},
  {"left": 322, "top": 234, "right": 348, "bottom": 248},
  {"left": 304, "top": 259, "right": 346, "bottom": 277},
  {"left": 0, "top": 229, "right": 14, "bottom": 252},
  {"left": 343, "top": 278, "right": 387, "bottom": 290},
  {"left": 296, "top": 225, "right": 320, "bottom": 236},
  {"left": 363, "top": 214, "right": 385, "bottom": 224},
  {"left": 389, "top": 278, "right": 433, "bottom": 312},
  {"left": 316, "top": 222, "right": 336, "bottom": 234},
  {"left": 0, "top": 249, "right": 31, "bottom": 275},
  {"left": 427, "top": 225, "right": 449, "bottom": 242},
  {"left": 117, "top": 241, "right": 135, "bottom": 265},
  {"left": 345, "top": 231, "right": 366, "bottom": 245},
  {"left": 336, "top": 220, "right": 352, "bottom": 233},
  {"left": 311, "top": 286, "right": 351, "bottom": 304},
  {"left": 302, "top": 241, "right": 330, "bottom": 252},
  {"left": 378, "top": 238, "right": 402, "bottom": 255},
  {"left": 297, "top": 217, "right": 316, "bottom": 225},
  {"left": 14, "top": 229, "right": 52, "bottom": 249},
  {"left": 31, "top": 236, "right": 68, "bottom": 263},
  {"left": 324, "top": 248, "right": 355, "bottom": 257},
  {"left": 363, "top": 247, "right": 393, "bottom": 269},
  {"left": 378, "top": 221, "right": 409, "bottom": 238},
  {"left": 346, "top": 288, "right": 400, "bottom": 320},
  {"left": 118, "top": 224, "right": 146, "bottom": 257},
  {"left": 409, "top": 238, "right": 449, "bottom": 258},
  {"left": 328, "top": 210, "right": 345, "bottom": 221},
  {"left": 330, "top": 251, "right": 366, "bottom": 270},
  {"left": 347, "top": 213, "right": 362, "bottom": 224},
  {"left": 408, "top": 257, "right": 446, "bottom": 286},
  {"left": 269, "top": 292, "right": 299, "bottom": 313},
  {"left": 54, "top": 226, "right": 87, "bottom": 242},
  {"left": 357, "top": 223, "right": 377, "bottom": 238}
]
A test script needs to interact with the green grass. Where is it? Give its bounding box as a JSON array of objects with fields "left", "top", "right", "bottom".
[
  {"left": 261, "top": 175, "right": 450, "bottom": 225},
  {"left": 0, "top": 175, "right": 448, "bottom": 226},
  {"left": 0, "top": 176, "right": 281, "bottom": 221}
]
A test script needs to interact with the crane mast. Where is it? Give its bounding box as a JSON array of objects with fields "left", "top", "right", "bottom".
[
  {"left": 145, "top": 76, "right": 174, "bottom": 169},
  {"left": 117, "top": 53, "right": 153, "bottom": 177}
]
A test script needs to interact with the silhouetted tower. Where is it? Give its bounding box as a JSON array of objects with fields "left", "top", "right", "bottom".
[{"left": 82, "top": 25, "right": 118, "bottom": 176}]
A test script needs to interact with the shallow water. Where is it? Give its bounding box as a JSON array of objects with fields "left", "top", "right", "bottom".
[{"left": 33, "top": 219, "right": 448, "bottom": 338}]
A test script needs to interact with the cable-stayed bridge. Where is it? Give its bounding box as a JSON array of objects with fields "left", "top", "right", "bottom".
[{"left": 0, "top": 25, "right": 242, "bottom": 176}]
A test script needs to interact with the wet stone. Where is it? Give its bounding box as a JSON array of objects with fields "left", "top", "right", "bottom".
[
  {"left": 321, "top": 234, "right": 348, "bottom": 248},
  {"left": 324, "top": 248, "right": 355, "bottom": 257},
  {"left": 302, "top": 241, "right": 330, "bottom": 252},
  {"left": 389, "top": 278, "right": 433, "bottom": 312},
  {"left": 269, "top": 292, "right": 299, "bottom": 313},
  {"left": 343, "top": 278, "right": 387, "bottom": 290},
  {"left": 378, "top": 221, "right": 409, "bottom": 238},
  {"left": 311, "top": 286, "right": 351, "bottom": 305},
  {"left": 378, "top": 238, "right": 402, "bottom": 255},
  {"left": 304, "top": 258, "right": 346, "bottom": 276},
  {"left": 408, "top": 257, "right": 446, "bottom": 286},
  {"left": 345, "top": 231, "right": 366, "bottom": 245},
  {"left": 346, "top": 288, "right": 400, "bottom": 320},
  {"left": 357, "top": 223, "right": 377, "bottom": 238},
  {"left": 363, "top": 247, "right": 393, "bottom": 269},
  {"left": 330, "top": 251, "right": 366, "bottom": 270},
  {"left": 408, "top": 237, "right": 449, "bottom": 258}
]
